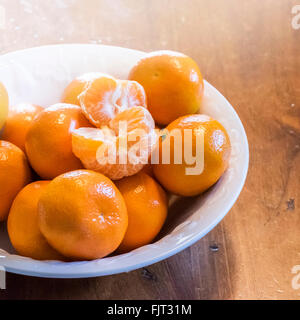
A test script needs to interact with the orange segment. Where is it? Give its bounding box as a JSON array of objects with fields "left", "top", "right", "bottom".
[
  {"left": 117, "top": 80, "right": 147, "bottom": 111},
  {"left": 112, "top": 107, "right": 156, "bottom": 169},
  {"left": 79, "top": 74, "right": 117, "bottom": 127},
  {"left": 72, "top": 126, "right": 117, "bottom": 177},
  {"left": 78, "top": 74, "right": 147, "bottom": 127},
  {"left": 109, "top": 106, "right": 154, "bottom": 134}
]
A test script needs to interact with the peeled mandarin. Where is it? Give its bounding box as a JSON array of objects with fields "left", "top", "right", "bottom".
[{"left": 72, "top": 106, "right": 157, "bottom": 180}]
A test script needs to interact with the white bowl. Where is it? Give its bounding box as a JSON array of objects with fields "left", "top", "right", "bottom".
[{"left": 0, "top": 44, "right": 249, "bottom": 278}]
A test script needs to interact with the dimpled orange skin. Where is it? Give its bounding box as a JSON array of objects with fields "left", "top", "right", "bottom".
[
  {"left": 128, "top": 50, "right": 204, "bottom": 125},
  {"left": 116, "top": 172, "right": 168, "bottom": 253},
  {"left": 7, "top": 181, "right": 65, "bottom": 261},
  {"left": 38, "top": 170, "right": 128, "bottom": 260},
  {"left": 0, "top": 140, "right": 31, "bottom": 221},
  {"left": 153, "top": 114, "right": 231, "bottom": 197},
  {"left": 25, "top": 103, "right": 92, "bottom": 179},
  {"left": 1, "top": 103, "right": 43, "bottom": 152}
]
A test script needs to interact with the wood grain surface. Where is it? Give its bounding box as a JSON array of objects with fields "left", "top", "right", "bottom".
[{"left": 0, "top": 0, "right": 299, "bottom": 300}]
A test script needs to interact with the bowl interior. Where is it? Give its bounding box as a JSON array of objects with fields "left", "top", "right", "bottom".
[{"left": 0, "top": 44, "right": 248, "bottom": 278}]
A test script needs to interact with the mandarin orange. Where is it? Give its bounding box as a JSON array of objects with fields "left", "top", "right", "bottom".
[
  {"left": 8, "top": 181, "right": 65, "bottom": 260},
  {"left": 116, "top": 172, "right": 168, "bottom": 253},
  {"left": 0, "top": 140, "right": 31, "bottom": 221},
  {"left": 1, "top": 103, "right": 43, "bottom": 152},
  {"left": 153, "top": 114, "right": 231, "bottom": 196},
  {"left": 25, "top": 103, "right": 92, "bottom": 179},
  {"left": 38, "top": 170, "right": 128, "bottom": 260},
  {"left": 129, "top": 50, "right": 204, "bottom": 125}
]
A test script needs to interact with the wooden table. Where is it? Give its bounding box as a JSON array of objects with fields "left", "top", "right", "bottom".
[{"left": 0, "top": 0, "right": 299, "bottom": 300}]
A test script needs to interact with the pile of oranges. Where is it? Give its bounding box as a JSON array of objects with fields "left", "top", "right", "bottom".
[{"left": 0, "top": 50, "right": 231, "bottom": 261}]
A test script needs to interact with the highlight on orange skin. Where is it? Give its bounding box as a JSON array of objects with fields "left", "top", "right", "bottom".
[
  {"left": 129, "top": 50, "right": 204, "bottom": 125},
  {"left": 153, "top": 114, "right": 231, "bottom": 197},
  {"left": 116, "top": 172, "right": 168, "bottom": 253},
  {"left": 0, "top": 140, "right": 31, "bottom": 221},
  {"left": 38, "top": 170, "right": 128, "bottom": 260},
  {"left": 1, "top": 103, "right": 43, "bottom": 152},
  {"left": 25, "top": 103, "right": 93, "bottom": 179},
  {"left": 7, "top": 181, "right": 65, "bottom": 261}
]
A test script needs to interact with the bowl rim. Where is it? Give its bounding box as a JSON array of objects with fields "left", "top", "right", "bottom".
[{"left": 0, "top": 43, "right": 249, "bottom": 278}]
